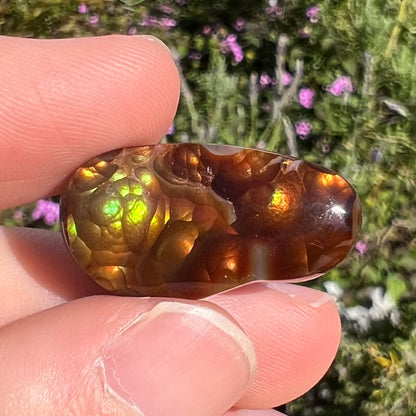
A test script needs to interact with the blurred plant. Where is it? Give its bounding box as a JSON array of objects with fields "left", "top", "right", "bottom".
[
  {"left": 0, "top": 198, "right": 60, "bottom": 230},
  {"left": 287, "top": 328, "right": 416, "bottom": 416}
]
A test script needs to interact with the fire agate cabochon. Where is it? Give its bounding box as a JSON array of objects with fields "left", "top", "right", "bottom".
[{"left": 60, "top": 144, "right": 362, "bottom": 298}]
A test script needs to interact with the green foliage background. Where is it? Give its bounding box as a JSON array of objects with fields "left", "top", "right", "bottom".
[{"left": 0, "top": 0, "right": 415, "bottom": 414}]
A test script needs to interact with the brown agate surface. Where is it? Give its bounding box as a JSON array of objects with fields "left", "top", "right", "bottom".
[{"left": 60, "top": 144, "right": 362, "bottom": 298}]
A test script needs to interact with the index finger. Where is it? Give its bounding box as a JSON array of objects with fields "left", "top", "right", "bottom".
[{"left": 0, "top": 35, "right": 180, "bottom": 209}]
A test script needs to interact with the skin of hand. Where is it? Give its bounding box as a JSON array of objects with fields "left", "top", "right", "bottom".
[{"left": 0, "top": 35, "right": 341, "bottom": 416}]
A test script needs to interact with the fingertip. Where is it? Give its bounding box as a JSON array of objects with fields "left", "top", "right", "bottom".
[{"left": 0, "top": 35, "right": 180, "bottom": 208}]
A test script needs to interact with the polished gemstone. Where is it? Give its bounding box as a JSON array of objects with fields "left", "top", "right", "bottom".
[{"left": 60, "top": 144, "right": 362, "bottom": 298}]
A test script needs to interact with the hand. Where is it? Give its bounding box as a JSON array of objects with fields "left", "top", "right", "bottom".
[{"left": 0, "top": 35, "right": 341, "bottom": 416}]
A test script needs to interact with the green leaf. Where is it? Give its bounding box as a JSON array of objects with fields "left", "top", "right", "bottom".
[
  {"left": 360, "top": 264, "right": 382, "bottom": 284},
  {"left": 396, "top": 254, "right": 416, "bottom": 272},
  {"left": 386, "top": 275, "right": 407, "bottom": 304}
]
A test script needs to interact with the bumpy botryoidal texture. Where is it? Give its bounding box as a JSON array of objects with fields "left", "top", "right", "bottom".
[{"left": 61, "top": 144, "right": 362, "bottom": 298}]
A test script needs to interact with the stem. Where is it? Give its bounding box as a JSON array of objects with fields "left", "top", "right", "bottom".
[
  {"left": 383, "top": 0, "right": 409, "bottom": 60},
  {"left": 275, "top": 34, "right": 288, "bottom": 98},
  {"left": 282, "top": 116, "right": 299, "bottom": 157},
  {"left": 171, "top": 48, "right": 200, "bottom": 136},
  {"left": 248, "top": 72, "right": 259, "bottom": 147},
  {"left": 266, "top": 121, "right": 282, "bottom": 152},
  {"left": 279, "top": 59, "right": 304, "bottom": 114},
  {"left": 260, "top": 57, "right": 303, "bottom": 149}
]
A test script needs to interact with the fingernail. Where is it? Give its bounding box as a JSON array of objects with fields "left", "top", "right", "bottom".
[
  {"left": 260, "top": 281, "right": 335, "bottom": 307},
  {"left": 222, "top": 281, "right": 335, "bottom": 308},
  {"left": 103, "top": 301, "right": 256, "bottom": 416}
]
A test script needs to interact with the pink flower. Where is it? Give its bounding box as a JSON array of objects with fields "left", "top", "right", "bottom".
[
  {"left": 128, "top": 26, "right": 137, "bottom": 35},
  {"left": 159, "top": 4, "right": 174, "bottom": 14},
  {"left": 355, "top": 240, "right": 367, "bottom": 255},
  {"left": 140, "top": 15, "right": 158, "bottom": 27},
  {"left": 189, "top": 51, "right": 202, "bottom": 60},
  {"left": 281, "top": 71, "right": 292, "bottom": 86},
  {"left": 326, "top": 76, "right": 354, "bottom": 96},
  {"left": 234, "top": 18, "right": 245, "bottom": 31},
  {"left": 266, "top": 4, "right": 283, "bottom": 18},
  {"left": 259, "top": 73, "right": 271, "bottom": 87},
  {"left": 202, "top": 26, "right": 212, "bottom": 35},
  {"left": 166, "top": 123, "right": 175, "bottom": 135},
  {"left": 160, "top": 17, "right": 177, "bottom": 30},
  {"left": 78, "top": 2, "right": 88, "bottom": 14},
  {"left": 89, "top": 14, "right": 99, "bottom": 26},
  {"left": 306, "top": 5, "right": 320, "bottom": 23},
  {"left": 221, "top": 34, "right": 244, "bottom": 63},
  {"left": 295, "top": 120, "right": 312, "bottom": 139},
  {"left": 32, "top": 199, "right": 60, "bottom": 226},
  {"left": 298, "top": 88, "right": 315, "bottom": 109}
]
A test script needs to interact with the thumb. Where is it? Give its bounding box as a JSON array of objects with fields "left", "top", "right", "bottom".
[{"left": 0, "top": 296, "right": 256, "bottom": 416}]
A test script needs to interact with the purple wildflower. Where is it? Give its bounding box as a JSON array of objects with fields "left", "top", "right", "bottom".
[
  {"left": 166, "top": 123, "right": 175, "bottom": 135},
  {"left": 128, "top": 26, "right": 137, "bottom": 35},
  {"left": 298, "top": 88, "right": 315, "bottom": 109},
  {"left": 259, "top": 73, "right": 271, "bottom": 87},
  {"left": 139, "top": 15, "right": 176, "bottom": 29},
  {"left": 32, "top": 199, "right": 60, "bottom": 226},
  {"left": 89, "top": 14, "right": 99, "bottom": 26},
  {"left": 234, "top": 18, "right": 246, "bottom": 32},
  {"left": 140, "top": 15, "right": 158, "bottom": 27},
  {"left": 160, "top": 17, "right": 177, "bottom": 30},
  {"left": 189, "top": 51, "right": 202, "bottom": 60},
  {"left": 355, "top": 240, "right": 367, "bottom": 255},
  {"left": 295, "top": 120, "right": 312, "bottom": 139},
  {"left": 281, "top": 71, "right": 292, "bottom": 86},
  {"left": 78, "top": 2, "right": 88, "bottom": 14},
  {"left": 266, "top": 3, "right": 283, "bottom": 18},
  {"left": 326, "top": 76, "right": 354, "bottom": 96},
  {"left": 159, "top": 4, "right": 174, "bottom": 14},
  {"left": 202, "top": 25, "right": 212, "bottom": 35},
  {"left": 306, "top": 5, "right": 320, "bottom": 23},
  {"left": 221, "top": 34, "right": 244, "bottom": 63}
]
